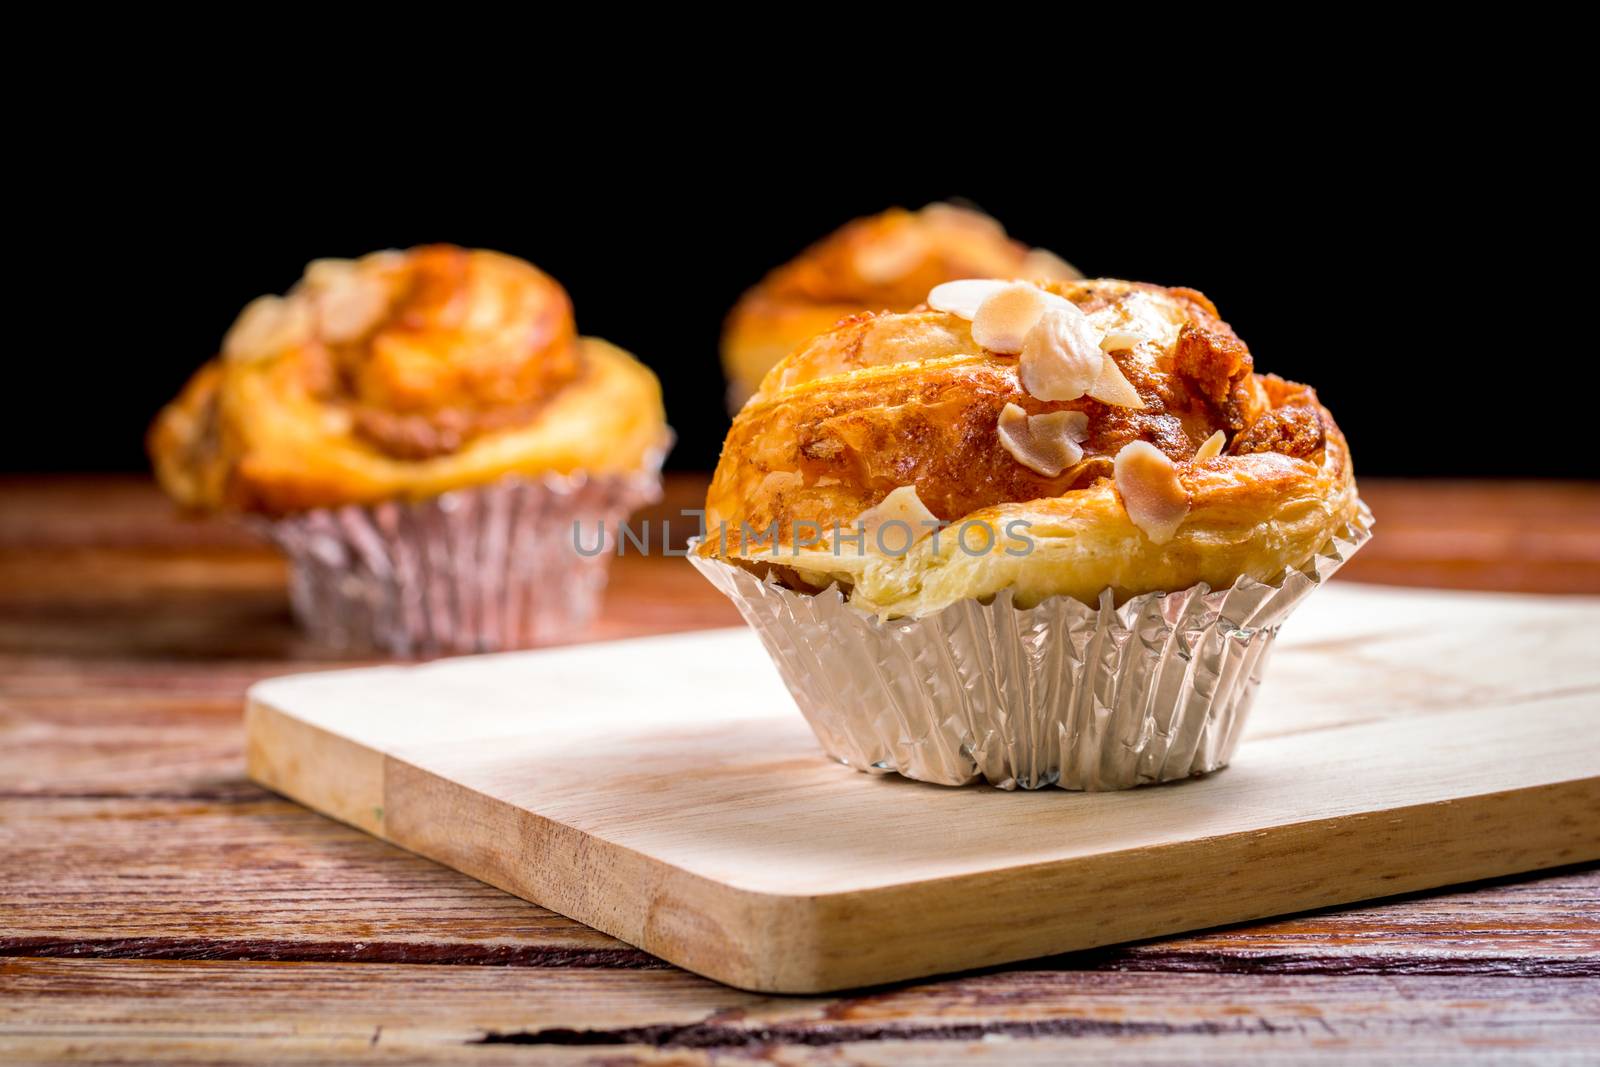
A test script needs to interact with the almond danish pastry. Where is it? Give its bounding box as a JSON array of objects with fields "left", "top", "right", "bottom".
[
  {"left": 692, "top": 277, "right": 1370, "bottom": 790},
  {"left": 151, "top": 245, "right": 669, "bottom": 654},
  {"left": 721, "top": 203, "right": 1078, "bottom": 408}
]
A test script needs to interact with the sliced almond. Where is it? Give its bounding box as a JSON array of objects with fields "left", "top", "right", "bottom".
[
  {"left": 1092, "top": 291, "right": 1186, "bottom": 354},
  {"left": 1114, "top": 441, "right": 1189, "bottom": 544},
  {"left": 997, "top": 402, "right": 1089, "bottom": 477},
  {"left": 1087, "top": 354, "right": 1145, "bottom": 408},
  {"left": 1193, "top": 430, "right": 1226, "bottom": 462},
  {"left": 927, "top": 278, "right": 1011, "bottom": 320},
  {"left": 222, "top": 295, "right": 313, "bottom": 363},
  {"left": 363, "top": 249, "right": 408, "bottom": 274},
  {"left": 1019, "top": 306, "right": 1104, "bottom": 401},
  {"left": 317, "top": 272, "right": 391, "bottom": 343},
  {"left": 921, "top": 202, "right": 1005, "bottom": 236},
  {"left": 854, "top": 227, "right": 930, "bottom": 283},
  {"left": 1098, "top": 326, "right": 1143, "bottom": 353},
  {"left": 971, "top": 283, "right": 1062, "bottom": 355},
  {"left": 302, "top": 258, "right": 357, "bottom": 289},
  {"left": 855, "top": 485, "right": 940, "bottom": 556}
]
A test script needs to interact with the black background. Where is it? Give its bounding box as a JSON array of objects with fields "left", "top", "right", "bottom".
[{"left": 9, "top": 116, "right": 1593, "bottom": 479}]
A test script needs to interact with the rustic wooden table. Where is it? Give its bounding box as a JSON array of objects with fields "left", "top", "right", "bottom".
[{"left": 2, "top": 475, "right": 1597, "bottom": 1064}]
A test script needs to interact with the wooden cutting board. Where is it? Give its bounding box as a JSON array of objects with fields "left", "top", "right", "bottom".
[{"left": 246, "top": 583, "right": 1600, "bottom": 994}]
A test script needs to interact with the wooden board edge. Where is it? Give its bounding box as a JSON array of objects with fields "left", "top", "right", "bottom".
[
  {"left": 379, "top": 756, "right": 788, "bottom": 990},
  {"left": 245, "top": 698, "right": 388, "bottom": 838},
  {"left": 374, "top": 755, "right": 1600, "bottom": 994},
  {"left": 790, "top": 775, "right": 1600, "bottom": 992}
]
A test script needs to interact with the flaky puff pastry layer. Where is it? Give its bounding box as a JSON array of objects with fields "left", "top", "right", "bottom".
[
  {"left": 150, "top": 246, "right": 667, "bottom": 514},
  {"left": 702, "top": 280, "right": 1357, "bottom": 618},
  {"left": 721, "top": 204, "right": 1078, "bottom": 405}
]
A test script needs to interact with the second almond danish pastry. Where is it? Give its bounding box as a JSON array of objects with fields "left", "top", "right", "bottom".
[{"left": 150, "top": 245, "right": 670, "bottom": 654}]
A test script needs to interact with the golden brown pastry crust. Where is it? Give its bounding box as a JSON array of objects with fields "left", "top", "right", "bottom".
[
  {"left": 721, "top": 204, "right": 1078, "bottom": 405},
  {"left": 150, "top": 246, "right": 667, "bottom": 514},
  {"left": 702, "top": 279, "right": 1357, "bottom": 617}
]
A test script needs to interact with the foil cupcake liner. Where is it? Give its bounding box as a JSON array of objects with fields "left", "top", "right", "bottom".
[
  {"left": 690, "top": 501, "right": 1372, "bottom": 791},
  {"left": 253, "top": 469, "right": 661, "bottom": 656}
]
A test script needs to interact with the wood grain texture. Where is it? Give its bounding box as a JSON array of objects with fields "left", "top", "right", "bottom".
[
  {"left": 2, "top": 475, "right": 1598, "bottom": 1060},
  {"left": 4, "top": 795, "right": 1596, "bottom": 973},
  {"left": 242, "top": 595, "right": 1600, "bottom": 992},
  {"left": 4, "top": 959, "right": 1599, "bottom": 1064}
]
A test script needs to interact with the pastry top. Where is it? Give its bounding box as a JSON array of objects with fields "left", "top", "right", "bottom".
[
  {"left": 721, "top": 204, "right": 1078, "bottom": 405},
  {"left": 702, "top": 278, "right": 1358, "bottom": 618},
  {"left": 150, "top": 245, "right": 668, "bottom": 514}
]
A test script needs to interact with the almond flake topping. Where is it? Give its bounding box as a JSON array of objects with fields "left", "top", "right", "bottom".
[
  {"left": 222, "top": 295, "right": 313, "bottom": 363},
  {"left": 933, "top": 280, "right": 1148, "bottom": 407},
  {"left": 997, "top": 403, "right": 1089, "bottom": 477},
  {"left": 302, "top": 258, "right": 356, "bottom": 288},
  {"left": 1193, "top": 430, "right": 1226, "bottom": 462},
  {"left": 1087, "top": 355, "right": 1145, "bottom": 409},
  {"left": 306, "top": 265, "right": 391, "bottom": 343},
  {"left": 1098, "top": 327, "right": 1143, "bottom": 353},
  {"left": 1019, "top": 306, "right": 1104, "bottom": 401},
  {"left": 1114, "top": 441, "right": 1190, "bottom": 544},
  {"left": 970, "top": 283, "right": 1063, "bottom": 355},
  {"left": 1092, "top": 291, "right": 1186, "bottom": 354},
  {"left": 854, "top": 485, "right": 940, "bottom": 556},
  {"left": 854, "top": 227, "right": 931, "bottom": 283},
  {"left": 927, "top": 279, "right": 1011, "bottom": 319}
]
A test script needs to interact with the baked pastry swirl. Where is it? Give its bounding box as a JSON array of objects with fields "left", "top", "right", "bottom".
[
  {"left": 151, "top": 245, "right": 667, "bottom": 514},
  {"left": 702, "top": 278, "right": 1358, "bottom": 618},
  {"left": 721, "top": 204, "right": 1078, "bottom": 406}
]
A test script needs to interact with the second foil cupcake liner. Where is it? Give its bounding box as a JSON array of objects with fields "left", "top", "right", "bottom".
[
  {"left": 690, "top": 501, "right": 1372, "bottom": 791},
  {"left": 254, "top": 469, "right": 662, "bottom": 656}
]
